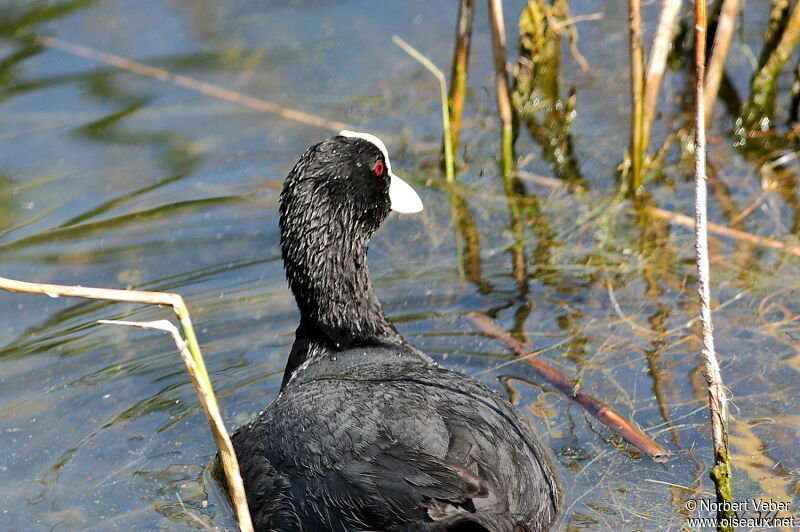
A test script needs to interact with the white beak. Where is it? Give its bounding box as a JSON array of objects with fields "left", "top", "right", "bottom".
[{"left": 389, "top": 172, "right": 423, "bottom": 214}]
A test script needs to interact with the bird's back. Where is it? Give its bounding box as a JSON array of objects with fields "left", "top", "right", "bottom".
[{"left": 231, "top": 346, "right": 558, "bottom": 531}]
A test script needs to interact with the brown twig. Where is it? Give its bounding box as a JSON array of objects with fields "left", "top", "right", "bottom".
[
  {"left": 704, "top": 0, "right": 741, "bottom": 124},
  {"left": 642, "top": 0, "right": 683, "bottom": 153},
  {"left": 0, "top": 276, "right": 254, "bottom": 532},
  {"left": 447, "top": 0, "right": 476, "bottom": 157},
  {"left": 466, "top": 312, "right": 669, "bottom": 462},
  {"left": 36, "top": 36, "right": 352, "bottom": 132},
  {"left": 693, "top": 3, "right": 734, "bottom": 528}
]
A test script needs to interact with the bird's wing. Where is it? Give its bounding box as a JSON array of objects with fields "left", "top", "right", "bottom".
[{"left": 295, "top": 433, "right": 490, "bottom": 529}]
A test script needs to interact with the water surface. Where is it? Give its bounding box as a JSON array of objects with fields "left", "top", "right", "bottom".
[{"left": 1, "top": 1, "right": 798, "bottom": 530}]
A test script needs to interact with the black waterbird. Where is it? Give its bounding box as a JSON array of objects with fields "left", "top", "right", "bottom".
[{"left": 228, "top": 131, "right": 559, "bottom": 531}]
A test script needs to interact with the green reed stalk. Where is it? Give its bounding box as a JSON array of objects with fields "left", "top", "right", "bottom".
[
  {"left": 628, "top": 0, "right": 645, "bottom": 195},
  {"left": 393, "top": 35, "right": 455, "bottom": 183},
  {"left": 447, "top": 0, "right": 476, "bottom": 159}
]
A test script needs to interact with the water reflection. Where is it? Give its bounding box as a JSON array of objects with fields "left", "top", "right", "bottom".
[
  {"left": 445, "top": 185, "right": 491, "bottom": 294},
  {"left": 513, "top": 0, "right": 584, "bottom": 185}
]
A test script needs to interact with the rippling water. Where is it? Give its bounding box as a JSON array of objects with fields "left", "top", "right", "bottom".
[{"left": 1, "top": 1, "right": 798, "bottom": 530}]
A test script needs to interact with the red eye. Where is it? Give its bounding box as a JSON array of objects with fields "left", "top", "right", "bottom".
[{"left": 374, "top": 161, "right": 385, "bottom": 175}]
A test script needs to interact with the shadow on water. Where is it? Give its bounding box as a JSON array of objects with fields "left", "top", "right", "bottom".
[{"left": 0, "top": 1, "right": 799, "bottom": 531}]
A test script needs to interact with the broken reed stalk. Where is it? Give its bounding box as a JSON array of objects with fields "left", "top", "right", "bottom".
[
  {"left": 627, "top": 0, "right": 645, "bottom": 195},
  {"left": 693, "top": 3, "right": 734, "bottom": 530},
  {"left": 704, "top": 0, "right": 740, "bottom": 124},
  {"left": 392, "top": 35, "right": 455, "bottom": 183},
  {"left": 642, "top": 0, "right": 683, "bottom": 154},
  {"left": 0, "top": 276, "right": 254, "bottom": 532},
  {"left": 467, "top": 312, "right": 669, "bottom": 462},
  {"left": 447, "top": 0, "right": 476, "bottom": 158},
  {"left": 487, "top": 0, "right": 515, "bottom": 178}
]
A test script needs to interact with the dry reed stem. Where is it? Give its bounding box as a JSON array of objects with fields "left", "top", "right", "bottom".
[
  {"left": 99, "top": 319, "right": 252, "bottom": 530},
  {"left": 487, "top": 0, "right": 515, "bottom": 177},
  {"left": 704, "top": 0, "right": 741, "bottom": 124},
  {"left": 467, "top": 312, "right": 669, "bottom": 461},
  {"left": 642, "top": 0, "right": 683, "bottom": 152},
  {"left": 693, "top": 3, "right": 733, "bottom": 528},
  {"left": 37, "top": 36, "right": 352, "bottom": 132},
  {"left": 447, "top": 0, "right": 476, "bottom": 157},
  {"left": 628, "top": 0, "right": 645, "bottom": 194},
  {"left": 0, "top": 276, "right": 254, "bottom": 532}
]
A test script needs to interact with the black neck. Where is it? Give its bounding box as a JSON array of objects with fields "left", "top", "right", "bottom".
[
  {"left": 281, "top": 209, "right": 402, "bottom": 352},
  {"left": 279, "top": 217, "right": 405, "bottom": 389}
]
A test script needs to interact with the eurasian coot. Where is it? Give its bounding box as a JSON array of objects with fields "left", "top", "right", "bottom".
[{"left": 229, "top": 131, "right": 559, "bottom": 531}]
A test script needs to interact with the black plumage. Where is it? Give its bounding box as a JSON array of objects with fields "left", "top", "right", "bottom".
[{"left": 228, "top": 133, "right": 559, "bottom": 531}]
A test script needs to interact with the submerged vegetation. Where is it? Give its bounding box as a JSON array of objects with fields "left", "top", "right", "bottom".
[{"left": 440, "top": 1, "right": 800, "bottom": 530}]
